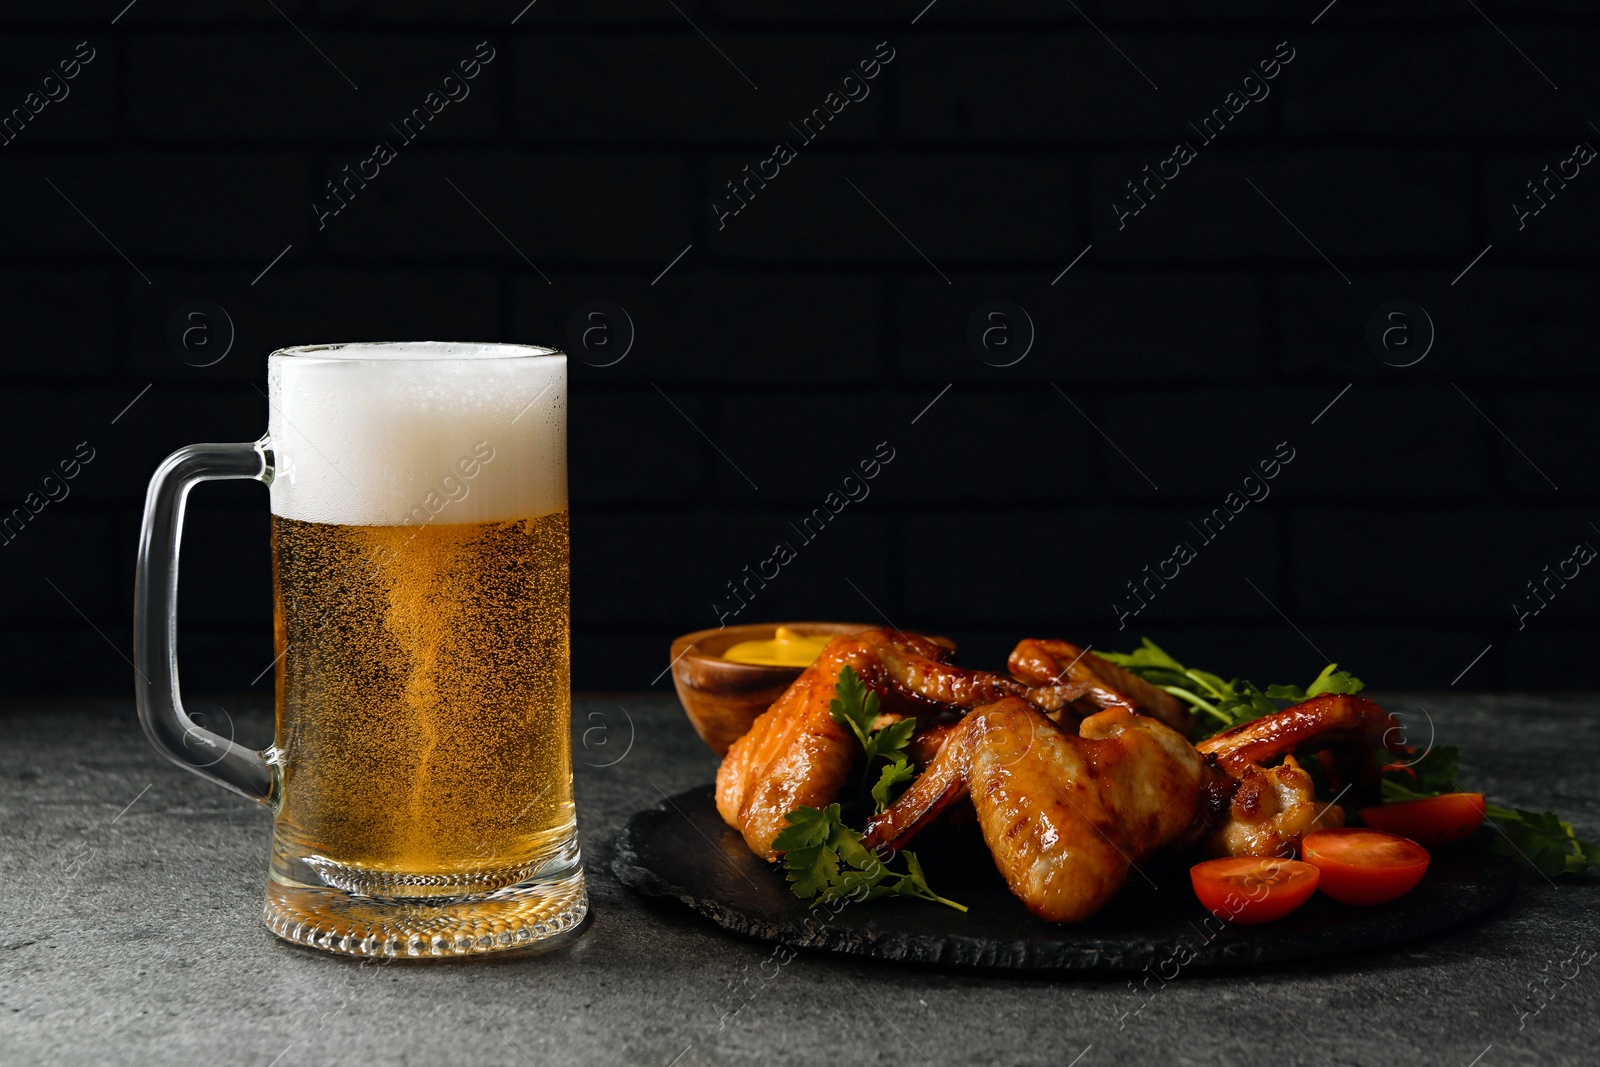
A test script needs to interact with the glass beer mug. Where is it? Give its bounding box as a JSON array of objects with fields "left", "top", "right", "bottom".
[{"left": 134, "top": 342, "right": 587, "bottom": 958}]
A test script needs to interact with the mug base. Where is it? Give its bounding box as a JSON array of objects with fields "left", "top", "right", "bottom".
[{"left": 263, "top": 866, "right": 588, "bottom": 959}]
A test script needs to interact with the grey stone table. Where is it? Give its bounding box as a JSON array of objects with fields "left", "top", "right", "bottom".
[{"left": 3, "top": 693, "right": 1598, "bottom": 1067}]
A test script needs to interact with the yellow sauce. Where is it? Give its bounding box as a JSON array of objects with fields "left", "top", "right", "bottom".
[{"left": 722, "top": 626, "right": 833, "bottom": 668}]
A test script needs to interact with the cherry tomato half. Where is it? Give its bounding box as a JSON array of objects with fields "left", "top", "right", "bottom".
[
  {"left": 1301, "top": 828, "right": 1430, "bottom": 906},
  {"left": 1190, "top": 857, "right": 1321, "bottom": 924},
  {"left": 1359, "top": 793, "right": 1486, "bottom": 847}
]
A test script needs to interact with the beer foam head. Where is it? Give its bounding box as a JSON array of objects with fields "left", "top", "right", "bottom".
[{"left": 267, "top": 342, "right": 566, "bottom": 526}]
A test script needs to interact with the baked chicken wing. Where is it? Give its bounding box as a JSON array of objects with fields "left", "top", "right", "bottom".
[
  {"left": 863, "top": 699, "right": 1206, "bottom": 922},
  {"left": 1196, "top": 693, "right": 1404, "bottom": 857}
]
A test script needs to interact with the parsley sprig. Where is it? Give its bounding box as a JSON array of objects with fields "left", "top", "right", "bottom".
[
  {"left": 1101, "top": 638, "right": 1364, "bottom": 739},
  {"left": 773, "top": 804, "right": 966, "bottom": 912},
  {"left": 1482, "top": 807, "right": 1600, "bottom": 878},
  {"left": 828, "top": 664, "right": 916, "bottom": 814}
]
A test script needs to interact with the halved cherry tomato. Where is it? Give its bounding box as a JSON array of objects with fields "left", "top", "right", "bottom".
[
  {"left": 1359, "top": 793, "right": 1486, "bottom": 847},
  {"left": 1301, "top": 828, "right": 1429, "bottom": 906},
  {"left": 1190, "top": 857, "right": 1321, "bottom": 924}
]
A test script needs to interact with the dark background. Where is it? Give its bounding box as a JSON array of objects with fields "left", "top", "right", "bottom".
[{"left": 2, "top": 1, "right": 1596, "bottom": 697}]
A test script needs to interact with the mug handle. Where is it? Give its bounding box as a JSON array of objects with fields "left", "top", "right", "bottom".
[{"left": 134, "top": 440, "right": 275, "bottom": 804}]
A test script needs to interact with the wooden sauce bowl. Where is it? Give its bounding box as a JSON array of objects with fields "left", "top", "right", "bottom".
[{"left": 669, "top": 622, "right": 872, "bottom": 756}]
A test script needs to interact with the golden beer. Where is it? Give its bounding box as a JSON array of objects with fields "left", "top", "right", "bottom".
[
  {"left": 268, "top": 511, "right": 573, "bottom": 897},
  {"left": 255, "top": 342, "right": 584, "bottom": 957}
]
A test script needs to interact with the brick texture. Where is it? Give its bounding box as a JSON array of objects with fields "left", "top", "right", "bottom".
[
  {"left": 1, "top": 5, "right": 1597, "bottom": 694},
  {"left": 897, "top": 32, "right": 1280, "bottom": 144},
  {"left": 513, "top": 35, "right": 888, "bottom": 146},
  {"left": 127, "top": 34, "right": 505, "bottom": 141}
]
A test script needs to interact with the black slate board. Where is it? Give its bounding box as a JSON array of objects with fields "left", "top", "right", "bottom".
[{"left": 612, "top": 784, "right": 1520, "bottom": 972}]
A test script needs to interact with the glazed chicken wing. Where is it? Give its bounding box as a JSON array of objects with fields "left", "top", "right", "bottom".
[
  {"left": 1196, "top": 692, "right": 1401, "bottom": 776},
  {"left": 863, "top": 699, "right": 1207, "bottom": 922},
  {"left": 1202, "top": 757, "right": 1344, "bottom": 858},
  {"left": 1007, "top": 639, "right": 1193, "bottom": 734},
  {"left": 1195, "top": 693, "right": 1405, "bottom": 857}
]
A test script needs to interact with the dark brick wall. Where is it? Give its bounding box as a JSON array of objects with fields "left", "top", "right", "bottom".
[{"left": 2, "top": 2, "right": 1597, "bottom": 696}]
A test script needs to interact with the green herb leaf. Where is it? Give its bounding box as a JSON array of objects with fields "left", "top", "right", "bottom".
[
  {"left": 1267, "top": 663, "right": 1365, "bottom": 702},
  {"left": 1099, "top": 637, "right": 1187, "bottom": 676},
  {"left": 829, "top": 664, "right": 919, "bottom": 802},
  {"left": 1380, "top": 744, "right": 1461, "bottom": 803},
  {"left": 890, "top": 850, "right": 968, "bottom": 912},
  {"left": 863, "top": 716, "right": 915, "bottom": 769},
  {"left": 1212, "top": 689, "right": 1278, "bottom": 732},
  {"left": 828, "top": 664, "right": 880, "bottom": 748},
  {"left": 1105, "top": 639, "right": 1364, "bottom": 740},
  {"left": 772, "top": 803, "right": 847, "bottom": 900},
  {"left": 777, "top": 805, "right": 965, "bottom": 912},
  {"left": 1484, "top": 805, "right": 1600, "bottom": 878},
  {"left": 771, "top": 803, "right": 835, "bottom": 852},
  {"left": 1305, "top": 662, "right": 1365, "bottom": 698},
  {"left": 871, "top": 755, "right": 916, "bottom": 814},
  {"left": 1379, "top": 778, "right": 1432, "bottom": 804}
]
